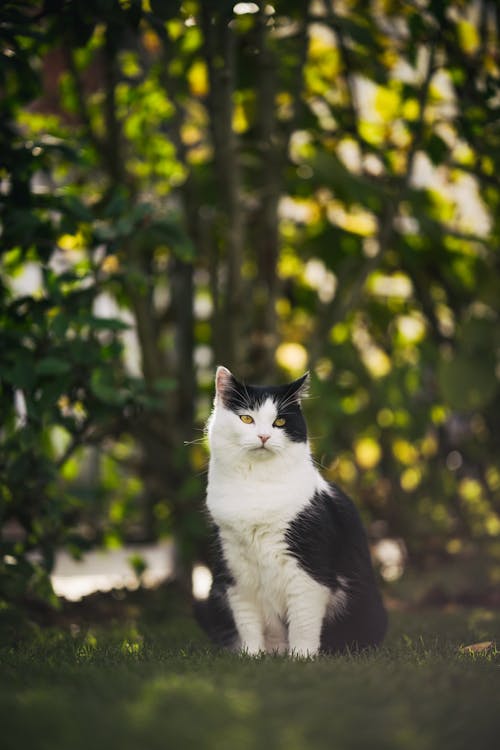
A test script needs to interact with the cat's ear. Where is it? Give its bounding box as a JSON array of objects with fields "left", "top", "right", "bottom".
[
  {"left": 215, "top": 366, "right": 234, "bottom": 402},
  {"left": 288, "top": 371, "right": 310, "bottom": 402}
]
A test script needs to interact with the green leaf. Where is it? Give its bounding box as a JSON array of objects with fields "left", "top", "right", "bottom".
[
  {"left": 426, "top": 134, "right": 449, "bottom": 166},
  {"left": 1, "top": 352, "right": 37, "bottom": 390},
  {"left": 89, "top": 317, "right": 130, "bottom": 332},
  {"left": 135, "top": 218, "right": 196, "bottom": 262},
  {"left": 61, "top": 194, "right": 93, "bottom": 222},
  {"left": 90, "top": 371, "right": 128, "bottom": 406},
  {"left": 50, "top": 312, "right": 71, "bottom": 338},
  {"left": 36, "top": 357, "right": 72, "bottom": 376},
  {"left": 28, "top": 563, "right": 61, "bottom": 609},
  {"left": 129, "top": 553, "right": 147, "bottom": 578}
]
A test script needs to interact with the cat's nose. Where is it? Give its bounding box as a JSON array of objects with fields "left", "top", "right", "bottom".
[{"left": 258, "top": 434, "right": 271, "bottom": 445}]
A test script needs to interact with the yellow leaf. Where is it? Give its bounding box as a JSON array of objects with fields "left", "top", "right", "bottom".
[
  {"left": 275, "top": 343, "right": 308, "bottom": 375},
  {"left": 167, "top": 19, "right": 184, "bottom": 41},
  {"left": 457, "top": 20, "right": 480, "bottom": 55},
  {"left": 188, "top": 60, "right": 208, "bottom": 97},
  {"left": 190, "top": 444, "right": 208, "bottom": 471},
  {"left": 233, "top": 102, "right": 248, "bottom": 134},
  {"left": 396, "top": 314, "right": 426, "bottom": 344},
  {"left": 392, "top": 438, "right": 418, "bottom": 465},
  {"left": 420, "top": 432, "right": 438, "bottom": 458},
  {"left": 58, "top": 233, "right": 83, "bottom": 251},
  {"left": 402, "top": 98, "right": 419, "bottom": 121},
  {"left": 400, "top": 467, "right": 422, "bottom": 492},
  {"left": 458, "top": 478, "right": 482, "bottom": 504},
  {"left": 181, "top": 124, "right": 201, "bottom": 146},
  {"left": 102, "top": 255, "right": 120, "bottom": 273},
  {"left": 459, "top": 641, "right": 494, "bottom": 654},
  {"left": 374, "top": 86, "right": 400, "bottom": 120},
  {"left": 354, "top": 436, "right": 381, "bottom": 470},
  {"left": 143, "top": 30, "right": 160, "bottom": 54},
  {"left": 360, "top": 345, "right": 391, "bottom": 378}
]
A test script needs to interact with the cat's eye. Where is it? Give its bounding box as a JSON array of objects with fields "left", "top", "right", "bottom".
[
  {"left": 273, "top": 417, "right": 286, "bottom": 427},
  {"left": 239, "top": 414, "right": 254, "bottom": 424}
]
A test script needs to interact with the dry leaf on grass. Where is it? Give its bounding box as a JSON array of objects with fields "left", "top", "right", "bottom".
[{"left": 459, "top": 641, "right": 494, "bottom": 654}]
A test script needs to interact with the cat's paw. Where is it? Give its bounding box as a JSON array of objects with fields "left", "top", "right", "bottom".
[
  {"left": 289, "top": 645, "right": 319, "bottom": 659},
  {"left": 240, "top": 642, "right": 265, "bottom": 657},
  {"left": 265, "top": 642, "right": 288, "bottom": 656}
]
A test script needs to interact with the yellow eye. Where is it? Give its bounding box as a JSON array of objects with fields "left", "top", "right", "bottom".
[
  {"left": 239, "top": 414, "right": 254, "bottom": 424},
  {"left": 273, "top": 417, "right": 286, "bottom": 427}
]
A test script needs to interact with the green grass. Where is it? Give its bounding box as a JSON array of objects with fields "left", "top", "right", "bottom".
[{"left": 1, "top": 604, "right": 499, "bottom": 750}]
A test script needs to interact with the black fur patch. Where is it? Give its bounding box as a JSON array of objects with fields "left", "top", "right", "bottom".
[
  {"left": 285, "top": 485, "right": 387, "bottom": 652},
  {"left": 221, "top": 373, "right": 308, "bottom": 443}
]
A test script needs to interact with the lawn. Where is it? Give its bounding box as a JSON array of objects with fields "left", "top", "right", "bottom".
[{"left": 1, "top": 594, "right": 499, "bottom": 750}]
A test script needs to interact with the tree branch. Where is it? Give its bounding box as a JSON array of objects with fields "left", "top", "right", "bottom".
[
  {"left": 64, "top": 47, "right": 105, "bottom": 161},
  {"left": 320, "top": 0, "right": 361, "bottom": 142},
  {"left": 103, "top": 25, "right": 126, "bottom": 185}
]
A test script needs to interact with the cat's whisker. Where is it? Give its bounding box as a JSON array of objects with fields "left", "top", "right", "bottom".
[
  {"left": 242, "top": 381, "right": 253, "bottom": 410},
  {"left": 276, "top": 395, "right": 299, "bottom": 412},
  {"left": 224, "top": 383, "right": 252, "bottom": 411},
  {"left": 312, "top": 458, "right": 330, "bottom": 472}
]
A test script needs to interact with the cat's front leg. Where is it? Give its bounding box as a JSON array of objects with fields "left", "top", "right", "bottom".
[
  {"left": 287, "top": 579, "right": 330, "bottom": 658},
  {"left": 264, "top": 616, "right": 288, "bottom": 655},
  {"left": 227, "top": 587, "right": 265, "bottom": 655}
]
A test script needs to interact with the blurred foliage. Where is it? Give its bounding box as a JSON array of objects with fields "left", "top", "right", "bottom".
[{"left": 1, "top": 0, "right": 500, "bottom": 607}]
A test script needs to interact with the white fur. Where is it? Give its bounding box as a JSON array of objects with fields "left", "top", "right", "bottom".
[{"left": 206, "top": 387, "right": 337, "bottom": 657}]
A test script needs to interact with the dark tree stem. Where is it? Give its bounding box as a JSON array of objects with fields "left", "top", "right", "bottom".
[{"left": 201, "top": 5, "right": 244, "bottom": 370}]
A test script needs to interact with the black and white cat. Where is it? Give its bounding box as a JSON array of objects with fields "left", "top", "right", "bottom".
[{"left": 195, "top": 366, "right": 387, "bottom": 656}]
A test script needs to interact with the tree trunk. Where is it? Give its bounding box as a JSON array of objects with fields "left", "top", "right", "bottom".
[{"left": 201, "top": 7, "right": 245, "bottom": 371}]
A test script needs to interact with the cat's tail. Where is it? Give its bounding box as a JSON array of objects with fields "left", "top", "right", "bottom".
[{"left": 193, "top": 586, "right": 239, "bottom": 649}]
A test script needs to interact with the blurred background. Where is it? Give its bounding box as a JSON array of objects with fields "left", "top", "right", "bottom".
[{"left": 1, "top": 0, "right": 499, "bottom": 617}]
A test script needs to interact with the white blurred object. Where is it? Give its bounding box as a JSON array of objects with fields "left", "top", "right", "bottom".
[
  {"left": 192, "top": 564, "right": 213, "bottom": 601},
  {"left": 50, "top": 541, "right": 174, "bottom": 601},
  {"left": 372, "top": 538, "right": 407, "bottom": 582}
]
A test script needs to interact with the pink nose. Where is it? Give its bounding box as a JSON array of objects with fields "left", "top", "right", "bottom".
[{"left": 258, "top": 434, "right": 270, "bottom": 445}]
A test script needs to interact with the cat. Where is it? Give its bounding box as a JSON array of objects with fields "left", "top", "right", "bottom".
[{"left": 195, "top": 366, "right": 387, "bottom": 657}]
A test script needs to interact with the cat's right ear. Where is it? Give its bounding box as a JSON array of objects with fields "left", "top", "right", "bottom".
[
  {"left": 288, "top": 371, "right": 310, "bottom": 402},
  {"left": 215, "top": 366, "right": 233, "bottom": 402}
]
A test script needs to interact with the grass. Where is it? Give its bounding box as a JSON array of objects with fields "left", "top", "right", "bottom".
[{"left": 1, "top": 596, "right": 499, "bottom": 750}]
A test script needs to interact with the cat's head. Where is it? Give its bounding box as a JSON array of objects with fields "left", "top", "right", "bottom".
[{"left": 207, "top": 366, "right": 309, "bottom": 462}]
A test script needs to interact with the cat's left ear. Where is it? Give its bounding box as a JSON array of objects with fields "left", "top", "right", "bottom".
[
  {"left": 215, "top": 366, "right": 234, "bottom": 402},
  {"left": 287, "top": 371, "right": 310, "bottom": 402}
]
